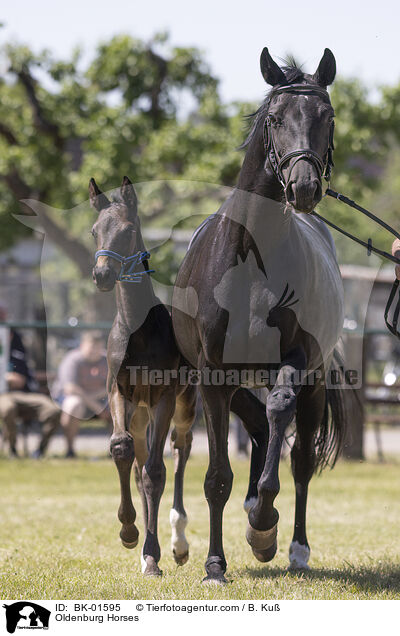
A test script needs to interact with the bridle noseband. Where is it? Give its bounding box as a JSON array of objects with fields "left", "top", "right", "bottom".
[
  {"left": 263, "top": 83, "right": 335, "bottom": 194},
  {"left": 94, "top": 249, "right": 154, "bottom": 283}
]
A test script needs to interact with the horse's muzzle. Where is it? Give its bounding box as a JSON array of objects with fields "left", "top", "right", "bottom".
[
  {"left": 286, "top": 178, "right": 322, "bottom": 213},
  {"left": 93, "top": 266, "right": 117, "bottom": 291}
]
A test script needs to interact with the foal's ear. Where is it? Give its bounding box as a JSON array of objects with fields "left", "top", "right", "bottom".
[
  {"left": 260, "top": 47, "right": 286, "bottom": 86},
  {"left": 312, "top": 48, "right": 336, "bottom": 87},
  {"left": 89, "top": 178, "right": 111, "bottom": 212},
  {"left": 120, "top": 176, "right": 138, "bottom": 217}
]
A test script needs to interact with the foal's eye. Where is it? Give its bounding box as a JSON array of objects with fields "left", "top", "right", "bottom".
[{"left": 91, "top": 229, "right": 97, "bottom": 240}]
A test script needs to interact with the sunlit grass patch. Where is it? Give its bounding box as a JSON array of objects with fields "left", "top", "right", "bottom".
[{"left": 0, "top": 456, "right": 399, "bottom": 599}]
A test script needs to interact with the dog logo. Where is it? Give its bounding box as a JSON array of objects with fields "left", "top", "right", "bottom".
[{"left": 2, "top": 602, "right": 50, "bottom": 633}]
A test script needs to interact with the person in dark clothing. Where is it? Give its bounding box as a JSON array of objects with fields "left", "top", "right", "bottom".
[{"left": 0, "top": 308, "right": 60, "bottom": 457}]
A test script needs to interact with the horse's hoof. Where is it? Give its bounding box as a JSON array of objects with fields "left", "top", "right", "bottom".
[
  {"left": 141, "top": 554, "right": 162, "bottom": 577},
  {"left": 120, "top": 524, "right": 139, "bottom": 549},
  {"left": 202, "top": 574, "right": 227, "bottom": 585},
  {"left": 170, "top": 509, "right": 189, "bottom": 565},
  {"left": 121, "top": 538, "right": 139, "bottom": 549},
  {"left": 251, "top": 542, "right": 277, "bottom": 562},
  {"left": 203, "top": 557, "right": 227, "bottom": 584},
  {"left": 288, "top": 541, "right": 310, "bottom": 570},
  {"left": 173, "top": 549, "right": 189, "bottom": 566},
  {"left": 246, "top": 522, "right": 278, "bottom": 562}
]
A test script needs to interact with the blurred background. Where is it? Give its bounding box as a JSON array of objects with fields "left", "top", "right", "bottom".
[{"left": 1, "top": 0, "right": 400, "bottom": 461}]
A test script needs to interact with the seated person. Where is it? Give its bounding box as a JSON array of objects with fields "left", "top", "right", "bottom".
[
  {"left": 53, "top": 331, "right": 109, "bottom": 458},
  {"left": 0, "top": 307, "right": 60, "bottom": 457}
]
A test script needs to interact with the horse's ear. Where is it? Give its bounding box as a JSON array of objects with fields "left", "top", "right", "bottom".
[
  {"left": 120, "top": 176, "right": 138, "bottom": 217},
  {"left": 312, "top": 48, "right": 336, "bottom": 87},
  {"left": 89, "top": 178, "right": 110, "bottom": 212},
  {"left": 260, "top": 47, "right": 286, "bottom": 86}
]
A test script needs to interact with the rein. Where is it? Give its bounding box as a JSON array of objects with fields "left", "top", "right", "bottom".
[
  {"left": 94, "top": 249, "right": 155, "bottom": 283},
  {"left": 311, "top": 189, "right": 400, "bottom": 338}
]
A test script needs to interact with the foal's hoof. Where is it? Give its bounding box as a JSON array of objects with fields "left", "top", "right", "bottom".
[
  {"left": 173, "top": 549, "right": 189, "bottom": 566},
  {"left": 246, "top": 522, "right": 278, "bottom": 563},
  {"left": 170, "top": 509, "right": 189, "bottom": 567},
  {"left": 141, "top": 555, "right": 162, "bottom": 577},
  {"left": 120, "top": 524, "right": 139, "bottom": 549},
  {"left": 288, "top": 541, "right": 310, "bottom": 571}
]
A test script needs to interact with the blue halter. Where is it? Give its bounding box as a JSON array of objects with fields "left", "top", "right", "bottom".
[{"left": 94, "top": 249, "right": 154, "bottom": 283}]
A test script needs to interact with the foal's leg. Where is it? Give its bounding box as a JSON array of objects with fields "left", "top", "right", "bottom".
[
  {"left": 247, "top": 349, "right": 305, "bottom": 562},
  {"left": 231, "top": 388, "right": 269, "bottom": 512},
  {"left": 141, "top": 391, "right": 176, "bottom": 576},
  {"left": 289, "top": 382, "right": 325, "bottom": 570},
  {"left": 130, "top": 406, "right": 149, "bottom": 533},
  {"left": 169, "top": 384, "right": 196, "bottom": 566},
  {"left": 109, "top": 383, "right": 138, "bottom": 549},
  {"left": 201, "top": 384, "right": 233, "bottom": 584}
]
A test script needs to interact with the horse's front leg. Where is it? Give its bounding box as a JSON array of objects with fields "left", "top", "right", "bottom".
[
  {"left": 130, "top": 406, "right": 149, "bottom": 534},
  {"left": 247, "top": 348, "right": 306, "bottom": 562},
  {"left": 109, "top": 382, "right": 138, "bottom": 549},
  {"left": 141, "top": 391, "right": 176, "bottom": 577},
  {"left": 289, "top": 380, "right": 326, "bottom": 570},
  {"left": 231, "top": 388, "right": 269, "bottom": 512},
  {"left": 201, "top": 384, "right": 233, "bottom": 584},
  {"left": 169, "top": 384, "right": 196, "bottom": 566}
]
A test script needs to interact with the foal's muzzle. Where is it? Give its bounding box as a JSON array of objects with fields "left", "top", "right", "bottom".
[{"left": 93, "top": 265, "right": 117, "bottom": 291}]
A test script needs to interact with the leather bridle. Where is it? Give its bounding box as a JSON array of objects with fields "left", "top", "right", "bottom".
[{"left": 262, "top": 83, "right": 335, "bottom": 195}]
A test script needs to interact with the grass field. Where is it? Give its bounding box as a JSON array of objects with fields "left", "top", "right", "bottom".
[{"left": 0, "top": 454, "right": 399, "bottom": 600}]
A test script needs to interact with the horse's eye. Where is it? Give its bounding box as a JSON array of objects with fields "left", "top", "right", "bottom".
[
  {"left": 268, "top": 114, "right": 282, "bottom": 127},
  {"left": 91, "top": 229, "right": 97, "bottom": 240}
]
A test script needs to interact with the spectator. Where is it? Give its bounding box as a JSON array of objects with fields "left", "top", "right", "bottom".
[
  {"left": 0, "top": 306, "right": 60, "bottom": 457},
  {"left": 53, "top": 331, "right": 109, "bottom": 458}
]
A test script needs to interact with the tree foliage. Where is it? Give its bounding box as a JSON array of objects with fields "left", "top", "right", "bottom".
[{"left": 1, "top": 33, "right": 400, "bottom": 276}]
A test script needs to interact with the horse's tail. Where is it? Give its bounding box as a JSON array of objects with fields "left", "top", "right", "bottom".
[{"left": 314, "top": 340, "right": 349, "bottom": 471}]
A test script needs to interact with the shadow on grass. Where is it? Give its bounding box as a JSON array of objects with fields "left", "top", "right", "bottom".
[{"left": 236, "top": 562, "right": 400, "bottom": 595}]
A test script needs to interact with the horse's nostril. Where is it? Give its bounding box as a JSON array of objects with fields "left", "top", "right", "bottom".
[
  {"left": 94, "top": 267, "right": 114, "bottom": 288},
  {"left": 313, "top": 179, "right": 322, "bottom": 201},
  {"left": 286, "top": 182, "right": 295, "bottom": 203},
  {"left": 289, "top": 179, "right": 322, "bottom": 212}
]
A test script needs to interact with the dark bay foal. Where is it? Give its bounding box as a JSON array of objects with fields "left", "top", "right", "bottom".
[
  {"left": 90, "top": 176, "right": 196, "bottom": 576},
  {"left": 89, "top": 177, "right": 269, "bottom": 577}
]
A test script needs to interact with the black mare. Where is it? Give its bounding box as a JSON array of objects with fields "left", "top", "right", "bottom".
[
  {"left": 172, "top": 48, "right": 348, "bottom": 583},
  {"left": 90, "top": 176, "right": 268, "bottom": 576}
]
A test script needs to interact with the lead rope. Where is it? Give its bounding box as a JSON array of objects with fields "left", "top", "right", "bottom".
[{"left": 313, "top": 188, "right": 400, "bottom": 338}]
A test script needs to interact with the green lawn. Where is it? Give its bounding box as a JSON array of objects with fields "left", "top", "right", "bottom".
[{"left": 0, "top": 455, "right": 399, "bottom": 599}]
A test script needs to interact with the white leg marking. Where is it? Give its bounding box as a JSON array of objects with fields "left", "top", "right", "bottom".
[
  {"left": 170, "top": 508, "right": 189, "bottom": 556},
  {"left": 243, "top": 497, "right": 257, "bottom": 513},
  {"left": 289, "top": 541, "right": 310, "bottom": 570}
]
